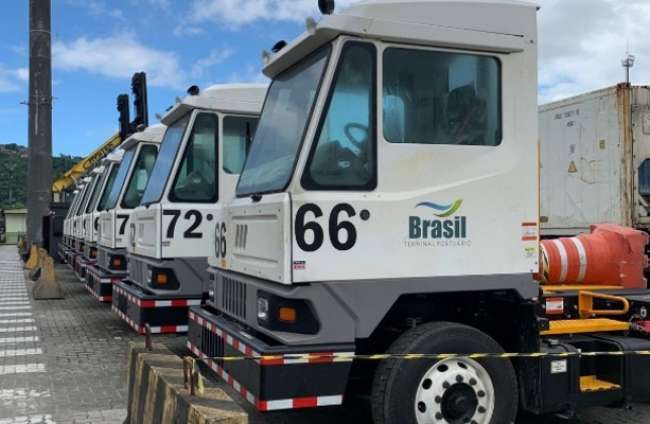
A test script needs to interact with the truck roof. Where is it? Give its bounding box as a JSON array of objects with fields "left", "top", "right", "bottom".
[
  {"left": 161, "top": 83, "right": 268, "bottom": 125},
  {"left": 119, "top": 123, "right": 166, "bottom": 150},
  {"left": 263, "top": 0, "right": 538, "bottom": 78}
]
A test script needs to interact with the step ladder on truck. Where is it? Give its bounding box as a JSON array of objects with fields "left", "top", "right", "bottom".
[
  {"left": 85, "top": 125, "right": 165, "bottom": 303},
  {"left": 187, "top": 0, "right": 650, "bottom": 422},
  {"left": 115, "top": 84, "right": 267, "bottom": 335}
]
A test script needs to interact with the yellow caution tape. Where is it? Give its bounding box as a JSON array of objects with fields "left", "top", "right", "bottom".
[{"left": 196, "top": 350, "right": 650, "bottom": 362}]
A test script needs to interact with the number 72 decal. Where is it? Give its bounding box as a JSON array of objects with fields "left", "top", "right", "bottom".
[{"left": 163, "top": 209, "right": 203, "bottom": 239}]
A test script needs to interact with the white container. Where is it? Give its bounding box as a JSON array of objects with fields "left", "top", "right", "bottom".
[{"left": 540, "top": 84, "right": 650, "bottom": 236}]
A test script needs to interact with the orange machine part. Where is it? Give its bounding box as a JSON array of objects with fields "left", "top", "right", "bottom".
[{"left": 541, "top": 224, "right": 649, "bottom": 289}]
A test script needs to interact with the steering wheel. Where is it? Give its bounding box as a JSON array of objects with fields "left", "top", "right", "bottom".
[{"left": 344, "top": 123, "right": 369, "bottom": 150}]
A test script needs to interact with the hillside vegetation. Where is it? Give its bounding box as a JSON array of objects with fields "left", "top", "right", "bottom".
[{"left": 0, "top": 144, "right": 82, "bottom": 209}]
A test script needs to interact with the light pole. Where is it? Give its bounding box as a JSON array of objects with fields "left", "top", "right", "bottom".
[{"left": 26, "top": 0, "right": 53, "bottom": 246}]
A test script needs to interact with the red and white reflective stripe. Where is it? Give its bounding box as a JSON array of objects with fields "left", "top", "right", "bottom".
[
  {"left": 570, "top": 237, "right": 588, "bottom": 282},
  {"left": 84, "top": 282, "right": 112, "bottom": 302},
  {"left": 189, "top": 311, "right": 260, "bottom": 357},
  {"left": 114, "top": 285, "right": 201, "bottom": 309},
  {"left": 552, "top": 239, "right": 568, "bottom": 283},
  {"left": 187, "top": 341, "right": 343, "bottom": 411},
  {"left": 111, "top": 305, "right": 188, "bottom": 334},
  {"left": 188, "top": 311, "right": 354, "bottom": 365}
]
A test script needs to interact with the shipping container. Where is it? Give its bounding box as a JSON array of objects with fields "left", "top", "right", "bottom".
[{"left": 540, "top": 83, "right": 650, "bottom": 236}]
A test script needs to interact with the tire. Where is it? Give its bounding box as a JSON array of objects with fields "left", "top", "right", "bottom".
[{"left": 371, "top": 322, "right": 518, "bottom": 424}]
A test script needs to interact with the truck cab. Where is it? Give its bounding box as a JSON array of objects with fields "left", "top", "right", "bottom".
[
  {"left": 64, "top": 177, "right": 91, "bottom": 266},
  {"left": 113, "top": 84, "right": 266, "bottom": 334},
  {"left": 71, "top": 165, "right": 106, "bottom": 281},
  {"left": 86, "top": 125, "right": 164, "bottom": 302},
  {"left": 189, "top": 0, "right": 541, "bottom": 419},
  {"left": 72, "top": 150, "right": 124, "bottom": 290},
  {"left": 60, "top": 184, "right": 83, "bottom": 260}
]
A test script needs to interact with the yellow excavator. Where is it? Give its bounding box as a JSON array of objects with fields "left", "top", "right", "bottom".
[{"left": 51, "top": 73, "right": 149, "bottom": 201}]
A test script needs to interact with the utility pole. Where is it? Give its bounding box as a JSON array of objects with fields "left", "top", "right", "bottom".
[{"left": 26, "top": 0, "right": 53, "bottom": 246}]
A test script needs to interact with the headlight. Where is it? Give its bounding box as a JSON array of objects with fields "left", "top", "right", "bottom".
[
  {"left": 257, "top": 298, "right": 269, "bottom": 321},
  {"left": 256, "top": 291, "right": 320, "bottom": 335}
]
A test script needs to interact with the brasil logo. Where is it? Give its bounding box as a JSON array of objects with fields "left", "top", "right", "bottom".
[{"left": 409, "top": 199, "right": 467, "bottom": 240}]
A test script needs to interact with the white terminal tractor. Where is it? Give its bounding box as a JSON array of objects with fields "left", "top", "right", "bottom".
[
  {"left": 63, "top": 176, "right": 92, "bottom": 266},
  {"left": 189, "top": 0, "right": 543, "bottom": 421},
  {"left": 77, "top": 149, "right": 125, "bottom": 299},
  {"left": 86, "top": 124, "right": 165, "bottom": 303},
  {"left": 113, "top": 84, "right": 266, "bottom": 335},
  {"left": 71, "top": 164, "right": 107, "bottom": 282},
  {"left": 61, "top": 181, "right": 87, "bottom": 264}
]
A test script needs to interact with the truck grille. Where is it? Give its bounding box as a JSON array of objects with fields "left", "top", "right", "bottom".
[
  {"left": 222, "top": 277, "right": 247, "bottom": 320},
  {"left": 201, "top": 325, "right": 224, "bottom": 367}
]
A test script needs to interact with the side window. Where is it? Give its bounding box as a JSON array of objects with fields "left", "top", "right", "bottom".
[
  {"left": 383, "top": 47, "right": 501, "bottom": 146},
  {"left": 170, "top": 113, "right": 218, "bottom": 202},
  {"left": 302, "top": 42, "right": 376, "bottom": 191},
  {"left": 223, "top": 116, "right": 258, "bottom": 174},
  {"left": 121, "top": 145, "right": 158, "bottom": 209}
]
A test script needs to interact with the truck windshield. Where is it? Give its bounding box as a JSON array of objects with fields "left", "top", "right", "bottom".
[
  {"left": 103, "top": 148, "right": 136, "bottom": 210},
  {"left": 76, "top": 176, "right": 96, "bottom": 216},
  {"left": 121, "top": 145, "right": 158, "bottom": 208},
  {"left": 96, "top": 164, "right": 119, "bottom": 211},
  {"left": 87, "top": 168, "right": 107, "bottom": 213},
  {"left": 223, "top": 116, "right": 259, "bottom": 174},
  {"left": 237, "top": 46, "right": 330, "bottom": 196},
  {"left": 140, "top": 114, "right": 190, "bottom": 205}
]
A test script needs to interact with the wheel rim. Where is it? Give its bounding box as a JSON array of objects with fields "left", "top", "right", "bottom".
[{"left": 414, "top": 357, "right": 495, "bottom": 424}]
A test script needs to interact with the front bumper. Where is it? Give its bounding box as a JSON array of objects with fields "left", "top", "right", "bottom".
[
  {"left": 187, "top": 306, "right": 354, "bottom": 411},
  {"left": 85, "top": 264, "right": 123, "bottom": 302},
  {"left": 112, "top": 279, "right": 203, "bottom": 334}
]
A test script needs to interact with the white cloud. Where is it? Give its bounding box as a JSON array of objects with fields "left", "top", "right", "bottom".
[
  {"left": 66, "top": 0, "right": 124, "bottom": 19},
  {"left": 191, "top": 48, "right": 235, "bottom": 78},
  {"left": 53, "top": 34, "right": 186, "bottom": 89},
  {"left": 178, "top": 0, "right": 362, "bottom": 31},
  {"left": 537, "top": 0, "right": 650, "bottom": 103},
  {"left": 0, "top": 66, "right": 28, "bottom": 93}
]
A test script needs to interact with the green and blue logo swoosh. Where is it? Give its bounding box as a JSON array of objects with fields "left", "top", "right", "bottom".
[{"left": 415, "top": 200, "right": 463, "bottom": 218}]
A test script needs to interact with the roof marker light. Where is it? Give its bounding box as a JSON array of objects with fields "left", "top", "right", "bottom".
[
  {"left": 271, "top": 40, "right": 287, "bottom": 53},
  {"left": 305, "top": 17, "right": 317, "bottom": 34},
  {"left": 261, "top": 49, "right": 271, "bottom": 64},
  {"left": 318, "top": 0, "right": 335, "bottom": 15}
]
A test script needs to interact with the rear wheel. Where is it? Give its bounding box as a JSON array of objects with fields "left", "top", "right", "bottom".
[{"left": 371, "top": 322, "right": 518, "bottom": 424}]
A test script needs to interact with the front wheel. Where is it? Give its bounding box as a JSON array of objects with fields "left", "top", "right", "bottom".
[{"left": 371, "top": 322, "right": 518, "bottom": 424}]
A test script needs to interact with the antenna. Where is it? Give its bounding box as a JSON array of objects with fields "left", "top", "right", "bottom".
[{"left": 622, "top": 44, "right": 635, "bottom": 84}]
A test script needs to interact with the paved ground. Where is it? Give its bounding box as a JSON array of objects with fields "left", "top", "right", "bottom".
[{"left": 1, "top": 245, "right": 650, "bottom": 423}]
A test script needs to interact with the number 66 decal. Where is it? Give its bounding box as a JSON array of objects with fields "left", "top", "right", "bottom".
[
  {"left": 295, "top": 203, "right": 368, "bottom": 252},
  {"left": 215, "top": 222, "right": 226, "bottom": 258}
]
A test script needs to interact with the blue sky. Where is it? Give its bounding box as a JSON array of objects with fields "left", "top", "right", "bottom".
[{"left": 0, "top": 0, "right": 648, "bottom": 156}]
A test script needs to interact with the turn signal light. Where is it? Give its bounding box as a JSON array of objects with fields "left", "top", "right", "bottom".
[
  {"left": 156, "top": 273, "right": 168, "bottom": 285},
  {"left": 278, "top": 307, "right": 297, "bottom": 323}
]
